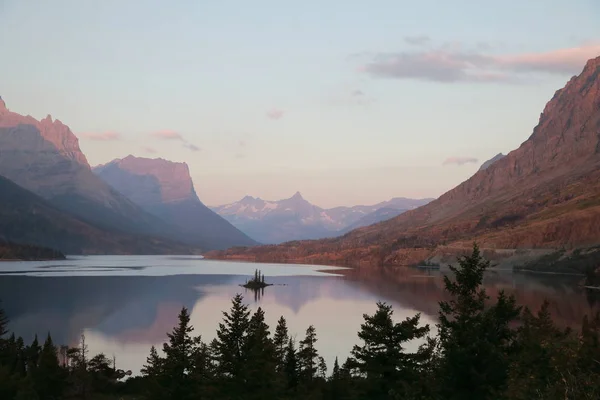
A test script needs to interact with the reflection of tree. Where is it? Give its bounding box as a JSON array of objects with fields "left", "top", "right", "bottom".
[{"left": 245, "top": 287, "right": 265, "bottom": 302}]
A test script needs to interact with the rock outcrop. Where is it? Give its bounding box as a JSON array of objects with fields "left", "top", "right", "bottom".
[
  {"left": 206, "top": 56, "right": 600, "bottom": 270},
  {"left": 94, "top": 156, "right": 257, "bottom": 250}
]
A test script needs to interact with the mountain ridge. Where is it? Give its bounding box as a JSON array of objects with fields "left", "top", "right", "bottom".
[{"left": 211, "top": 193, "right": 432, "bottom": 243}]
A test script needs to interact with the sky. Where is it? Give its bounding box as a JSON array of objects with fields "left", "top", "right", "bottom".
[{"left": 1, "top": 0, "right": 599, "bottom": 208}]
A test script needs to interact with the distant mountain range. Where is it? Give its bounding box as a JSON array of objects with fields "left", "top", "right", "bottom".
[
  {"left": 206, "top": 56, "right": 600, "bottom": 271},
  {"left": 211, "top": 193, "right": 433, "bottom": 243}
]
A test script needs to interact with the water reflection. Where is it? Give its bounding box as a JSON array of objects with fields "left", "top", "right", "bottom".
[{"left": 0, "top": 261, "right": 598, "bottom": 375}]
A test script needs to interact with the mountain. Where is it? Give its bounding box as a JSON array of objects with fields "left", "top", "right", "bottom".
[
  {"left": 339, "top": 207, "right": 408, "bottom": 234},
  {"left": 93, "top": 156, "right": 256, "bottom": 250},
  {"left": 0, "top": 174, "right": 194, "bottom": 254},
  {"left": 0, "top": 98, "right": 179, "bottom": 239},
  {"left": 207, "top": 56, "right": 600, "bottom": 270},
  {"left": 211, "top": 193, "right": 432, "bottom": 243},
  {"left": 479, "top": 153, "right": 506, "bottom": 171}
]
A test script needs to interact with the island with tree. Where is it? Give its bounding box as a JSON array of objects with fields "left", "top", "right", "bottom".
[{"left": 242, "top": 269, "right": 273, "bottom": 290}]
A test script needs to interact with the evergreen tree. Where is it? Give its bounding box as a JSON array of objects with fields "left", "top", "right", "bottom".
[
  {"left": 298, "top": 325, "right": 319, "bottom": 383},
  {"left": 244, "top": 307, "right": 279, "bottom": 398},
  {"left": 26, "top": 335, "right": 40, "bottom": 377},
  {"left": 141, "top": 345, "right": 165, "bottom": 400},
  {"left": 161, "top": 307, "right": 198, "bottom": 400},
  {"left": 437, "top": 243, "right": 521, "bottom": 400},
  {"left": 347, "top": 302, "right": 433, "bottom": 399},
  {"left": 34, "top": 334, "right": 65, "bottom": 400},
  {"left": 283, "top": 338, "right": 299, "bottom": 391},
  {"left": 273, "top": 316, "right": 289, "bottom": 372},
  {"left": 317, "top": 356, "right": 327, "bottom": 379},
  {"left": 214, "top": 294, "right": 251, "bottom": 394}
]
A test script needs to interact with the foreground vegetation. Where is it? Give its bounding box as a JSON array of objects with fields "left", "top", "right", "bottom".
[
  {"left": 1, "top": 245, "right": 599, "bottom": 399},
  {"left": 0, "top": 241, "right": 65, "bottom": 261}
]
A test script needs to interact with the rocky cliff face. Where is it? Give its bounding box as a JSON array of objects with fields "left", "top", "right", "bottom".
[
  {"left": 94, "top": 156, "right": 257, "bottom": 250},
  {"left": 0, "top": 99, "right": 178, "bottom": 237},
  {"left": 207, "top": 56, "right": 600, "bottom": 268},
  {"left": 94, "top": 156, "right": 197, "bottom": 206}
]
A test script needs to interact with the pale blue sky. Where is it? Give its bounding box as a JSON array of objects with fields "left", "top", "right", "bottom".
[{"left": 1, "top": 0, "right": 599, "bottom": 207}]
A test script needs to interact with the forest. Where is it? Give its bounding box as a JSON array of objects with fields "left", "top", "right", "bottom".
[{"left": 0, "top": 245, "right": 599, "bottom": 399}]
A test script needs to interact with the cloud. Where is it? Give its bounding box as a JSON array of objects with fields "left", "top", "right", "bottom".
[
  {"left": 351, "top": 89, "right": 365, "bottom": 96},
  {"left": 238, "top": 140, "right": 247, "bottom": 147},
  {"left": 142, "top": 146, "right": 157, "bottom": 154},
  {"left": 266, "top": 108, "right": 284, "bottom": 120},
  {"left": 404, "top": 35, "right": 430, "bottom": 46},
  {"left": 151, "top": 130, "right": 183, "bottom": 140},
  {"left": 183, "top": 142, "right": 201, "bottom": 152},
  {"left": 360, "top": 43, "right": 600, "bottom": 83},
  {"left": 79, "top": 131, "right": 121, "bottom": 141},
  {"left": 150, "top": 129, "right": 200, "bottom": 152},
  {"left": 443, "top": 157, "right": 479, "bottom": 166},
  {"left": 235, "top": 153, "right": 246, "bottom": 159}
]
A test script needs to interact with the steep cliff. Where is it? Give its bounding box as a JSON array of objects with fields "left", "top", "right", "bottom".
[{"left": 94, "top": 156, "right": 257, "bottom": 250}]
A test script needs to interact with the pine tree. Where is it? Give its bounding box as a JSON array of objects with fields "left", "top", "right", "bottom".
[
  {"left": 317, "top": 356, "right": 327, "bottom": 379},
  {"left": 26, "top": 335, "right": 40, "bottom": 377},
  {"left": 161, "top": 307, "right": 198, "bottom": 400},
  {"left": 34, "top": 334, "right": 65, "bottom": 400},
  {"left": 298, "top": 325, "right": 320, "bottom": 383},
  {"left": 437, "top": 243, "right": 521, "bottom": 400},
  {"left": 141, "top": 345, "right": 165, "bottom": 400},
  {"left": 273, "top": 316, "right": 289, "bottom": 372},
  {"left": 214, "top": 294, "right": 251, "bottom": 389},
  {"left": 347, "top": 302, "right": 433, "bottom": 398},
  {"left": 283, "top": 338, "right": 299, "bottom": 391},
  {"left": 332, "top": 357, "right": 340, "bottom": 380},
  {"left": 244, "top": 307, "right": 279, "bottom": 398}
]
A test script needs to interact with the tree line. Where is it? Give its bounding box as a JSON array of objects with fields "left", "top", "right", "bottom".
[{"left": 1, "top": 244, "right": 599, "bottom": 399}]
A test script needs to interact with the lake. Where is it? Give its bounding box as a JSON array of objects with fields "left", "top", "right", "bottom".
[{"left": 0, "top": 255, "right": 598, "bottom": 375}]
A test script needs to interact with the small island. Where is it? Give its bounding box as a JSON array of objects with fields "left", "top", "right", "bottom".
[{"left": 241, "top": 269, "right": 273, "bottom": 290}]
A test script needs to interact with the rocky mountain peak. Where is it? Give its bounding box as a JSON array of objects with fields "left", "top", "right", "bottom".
[
  {"left": 0, "top": 96, "right": 7, "bottom": 113},
  {"left": 93, "top": 155, "right": 198, "bottom": 206}
]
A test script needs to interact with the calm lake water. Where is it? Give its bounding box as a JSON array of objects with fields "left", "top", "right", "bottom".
[{"left": 0, "top": 255, "right": 598, "bottom": 375}]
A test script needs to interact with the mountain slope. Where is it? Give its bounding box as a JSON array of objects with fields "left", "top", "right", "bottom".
[
  {"left": 93, "top": 156, "right": 256, "bottom": 250},
  {"left": 207, "top": 56, "right": 600, "bottom": 267},
  {"left": 479, "top": 153, "right": 506, "bottom": 171},
  {"left": 0, "top": 175, "right": 194, "bottom": 254},
  {"left": 211, "top": 194, "right": 432, "bottom": 243},
  {"left": 0, "top": 98, "right": 179, "bottom": 239},
  {"left": 339, "top": 207, "right": 408, "bottom": 234}
]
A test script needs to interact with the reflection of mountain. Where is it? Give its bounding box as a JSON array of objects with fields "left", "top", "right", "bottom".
[
  {"left": 0, "top": 275, "right": 234, "bottom": 345},
  {"left": 341, "top": 267, "right": 598, "bottom": 328}
]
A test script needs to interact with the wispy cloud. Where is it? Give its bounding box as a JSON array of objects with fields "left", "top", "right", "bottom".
[
  {"left": 142, "top": 146, "right": 157, "bottom": 154},
  {"left": 266, "top": 108, "right": 284, "bottom": 120},
  {"left": 151, "top": 130, "right": 183, "bottom": 140},
  {"left": 404, "top": 35, "right": 430, "bottom": 46},
  {"left": 150, "top": 129, "right": 200, "bottom": 151},
  {"left": 360, "top": 43, "right": 600, "bottom": 83},
  {"left": 443, "top": 156, "right": 479, "bottom": 166},
  {"left": 79, "top": 131, "right": 121, "bottom": 141},
  {"left": 183, "top": 142, "right": 201, "bottom": 152},
  {"left": 351, "top": 89, "right": 365, "bottom": 97}
]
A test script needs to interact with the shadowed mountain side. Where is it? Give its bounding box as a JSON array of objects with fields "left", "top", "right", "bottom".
[
  {"left": 0, "top": 175, "right": 195, "bottom": 254},
  {"left": 94, "top": 156, "right": 257, "bottom": 250},
  {"left": 206, "top": 56, "right": 600, "bottom": 270}
]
